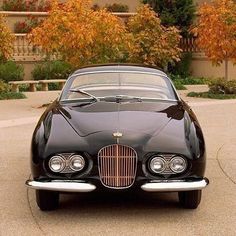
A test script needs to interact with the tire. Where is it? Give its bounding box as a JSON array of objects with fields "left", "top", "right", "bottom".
[
  {"left": 178, "top": 190, "right": 202, "bottom": 209},
  {"left": 36, "top": 190, "right": 59, "bottom": 211}
]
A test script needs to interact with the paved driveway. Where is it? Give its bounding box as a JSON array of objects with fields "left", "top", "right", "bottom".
[{"left": 0, "top": 90, "right": 236, "bottom": 236}]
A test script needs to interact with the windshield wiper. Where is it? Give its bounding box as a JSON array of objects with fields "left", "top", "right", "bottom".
[
  {"left": 69, "top": 88, "right": 99, "bottom": 102},
  {"left": 72, "top": 101, "right": 97, "bottom": 108},
  {"left": 102, "top": 95, "right": 142, "bottom": 103}
]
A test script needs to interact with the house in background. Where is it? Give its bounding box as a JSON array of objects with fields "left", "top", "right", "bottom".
[
  {"left": 0, "top": 0, "right": 235, "bottom": 80},
  {"left": 93, "top": 0, "right": 211, "bottom": 12},
  {"left": 0, "top": 0, "right": 213, "bottom": 12}
]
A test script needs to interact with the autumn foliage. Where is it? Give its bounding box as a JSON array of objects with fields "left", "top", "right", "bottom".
[
  {"left": 193, "top": 0, "right": 236, "bottom": 80},
  {"left": 0, "top": 14, "right": 15, "bottom": 61},
  {"left": 127, "top": 5, "right": 182, "bottom": 68},
  {"left": 29, "top": 0, "right": 130, "bottom": 66},
  {"left": 29, "top": 0, "right": 182, "bottom": 69}
]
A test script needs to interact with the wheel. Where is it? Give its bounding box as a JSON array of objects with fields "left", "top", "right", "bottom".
[
  {"left": 178, "top": 190, "right": 202, "bottom": 209},
  {"left": 36, "top": 190, "right": 59, "bottom": 211}
]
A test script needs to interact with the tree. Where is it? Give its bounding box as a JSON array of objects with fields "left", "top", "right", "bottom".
[
  {"left": 29, "top": 1, "right": 182, "bottom": 69},
  {"left": 29, "top": 0, "right": 130, "bottom": 67},
  {"left": 0, "top": 14, "right": 15, "bottom": 61},
  {"left": 142, "top": 0, "right": 196, "bottom": 36},
  {"left": 193, "top": 0, "right": 236, "bottom": 80},
  {"left": 127, "top": 5, "right": 182, "bottom": 69}
]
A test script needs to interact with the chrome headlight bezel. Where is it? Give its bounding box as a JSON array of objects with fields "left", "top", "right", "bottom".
[
  {"left": 147, "top": 154, "right": 188, "bottom": 175},
  {"left": 48, "top": 155, "right": 66, "bottom": 173},
  {"left": 48, "top": 153, "right": 86, "bottom": 174},
  {"left": 169, "top": 156, "right": 187, "bottom": 173},
  {"left": 69, "top": 155, "right": 85, "bottom": 172},
  {"left": 149, "top": 156, "right": 167, "bottom": 174}
]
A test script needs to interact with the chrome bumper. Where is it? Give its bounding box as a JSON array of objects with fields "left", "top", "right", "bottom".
[
  {"left": 141, "top": 178, "right": 209, "bottom": 192},
  {"left": 26, "top": 180, "right": 96, "bottom": 192},
  {"left": 26, "top": 178, "right": 209, "bottom": 193}
]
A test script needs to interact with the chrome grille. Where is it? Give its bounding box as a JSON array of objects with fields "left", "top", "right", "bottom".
[{"left": 98, "top": 144, "right": 137, "bottom": 189}]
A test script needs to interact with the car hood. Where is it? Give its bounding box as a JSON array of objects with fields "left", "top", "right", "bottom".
[{"left": 58, "top": 101, "right": 184, "bottom": 137}]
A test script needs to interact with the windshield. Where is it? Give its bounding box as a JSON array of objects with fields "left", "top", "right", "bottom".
[{"left": 60, "top": 72, "right": 178, "bottom": 102}]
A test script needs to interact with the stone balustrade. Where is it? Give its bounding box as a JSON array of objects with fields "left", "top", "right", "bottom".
[{"left": 12, "top": 33, "right": 200, "bottom": 62}]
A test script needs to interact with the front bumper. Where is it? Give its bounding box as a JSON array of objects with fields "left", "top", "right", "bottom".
[
  {"left": 26, "top": 178, "right": 209, "bottom": 192},
  {"left": 26, "top": 180, "right": 96, "bottom": 192},
  {"left": 141, "top": 178, "right": 209, "bottom": 192}
]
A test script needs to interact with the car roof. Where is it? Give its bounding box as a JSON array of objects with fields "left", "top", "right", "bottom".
[{"left": 71, "top": 64, "right": 167, "bottom": 77}]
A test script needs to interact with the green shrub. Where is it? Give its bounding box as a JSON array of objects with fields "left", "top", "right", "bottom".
[
  {"left": 19, "top": 83, "right": 60, "bottom": 92},
  {"left": 168, "top": 52, "right": 192, "bottom": 77},
  {"left": 0, "top": 80, "right": 10, "bottom": 93},
  {"left": 32, "top": 60, "right": 73, "bottom": 81},
  {"left": 187, "top": 91, "right": 236, "bottom": 99},
  {"left": 48, "top": 83, "right": 60, "bottom": 91},
  {"left": 170, "top": 74, "right": 209, "bottom": 85},
  {"left": 0, "top": 92, "right": 26, "bottom": 100},
  {"left": 173, "top": 80, "right": 187, "bottom": 90},
  {"left": 2, "top": 0, "right": 27, "bottom": 11},
  {"left": 183, "top": 76, "right": 209, "bottom": 85},
  {"left": 0, "top": 79, "right": 26, "bottom": 100},
  {"left": 18, "top": 84, "right": 30, "bottom": 92},
  {"left": 209, "top": 79, "right": 236, "bottom": 95},
  {"left": 0, "top": 61, "right": 24, "bottom": 83},
  {"left": 105, "top": 3, "right": 129, "bottom": 12},
  {"left": 1, "top": 0, "right": 51, "bottom": 12}
]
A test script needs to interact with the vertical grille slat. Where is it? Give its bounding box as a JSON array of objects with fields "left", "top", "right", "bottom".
[{"left": 98, "top": 144, "right": 137, "bottom": 189}]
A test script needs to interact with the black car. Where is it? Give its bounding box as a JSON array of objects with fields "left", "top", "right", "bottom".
[{"left": 26, "top": 64, "right": 209, "bottom": 211}]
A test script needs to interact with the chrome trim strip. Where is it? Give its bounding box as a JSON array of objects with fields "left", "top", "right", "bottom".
[
  {"left": 141, "top": 178, "right": 209, "bottom": 192},
  {"left": 26, "top": 180, "right": 96, "bottom": 192},
  {"left": 73, "top": 70, "right": 167, "bottom": 77}
]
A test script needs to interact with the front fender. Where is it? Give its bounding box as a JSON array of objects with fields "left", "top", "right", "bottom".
[{"left": 31, "top": 105, "right": 88, "bottom": 178}]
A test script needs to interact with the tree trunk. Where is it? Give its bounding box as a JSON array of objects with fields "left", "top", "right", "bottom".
[{"left": 225, "top": 59, "right": 229, "bottom": 81}]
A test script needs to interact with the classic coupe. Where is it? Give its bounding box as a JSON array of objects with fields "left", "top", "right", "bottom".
[{"left": 26, "top": 64, "right": 209, "bottom": 211}]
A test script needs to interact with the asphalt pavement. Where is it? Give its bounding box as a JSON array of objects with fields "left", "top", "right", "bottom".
[{"left": 0, "top": 88, "right": 235, "bottom": 236}]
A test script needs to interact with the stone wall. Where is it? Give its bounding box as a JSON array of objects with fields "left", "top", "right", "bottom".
[{"left": 191, "top": 55, "right": 236, "bottom": 79}]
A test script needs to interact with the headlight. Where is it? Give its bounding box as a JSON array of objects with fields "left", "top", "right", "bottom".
[
  {"left": 150, "top": 157, "right": 166, "bottom": 173},
  {"left": 49, "top": 156, "right": 65, "bottom": 172},
  {"left": 69, "top": 155, "right": 85, "bottom": 171},
  {"left": 169, "top": 156, "right": 187, "bottom": 173}
]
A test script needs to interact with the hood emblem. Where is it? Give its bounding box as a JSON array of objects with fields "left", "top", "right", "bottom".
[{"left": 113, "top": 132, "right": 123, "bottom": 138}]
